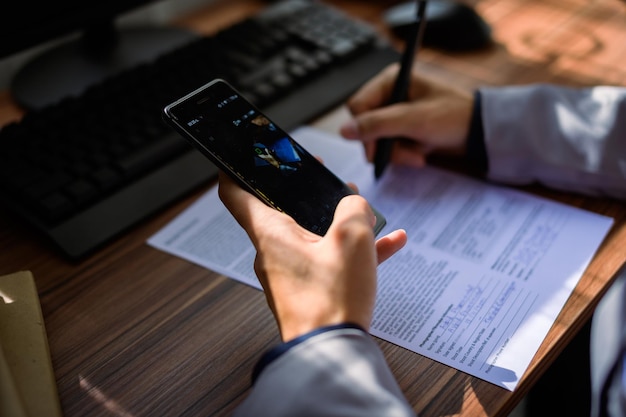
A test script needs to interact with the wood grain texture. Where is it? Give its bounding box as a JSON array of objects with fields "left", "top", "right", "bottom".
[{"left": 0, "top": 0, "right": 624, "bottom": 416}]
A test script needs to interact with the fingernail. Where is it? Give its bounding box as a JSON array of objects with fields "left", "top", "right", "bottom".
[{"left": 340, "top": 119, "right": 360, "bottom": 139}]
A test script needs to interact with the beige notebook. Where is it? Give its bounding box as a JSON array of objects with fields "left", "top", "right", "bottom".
[{"left": 0, "top": 270, "right": 62, "bottom": 417}]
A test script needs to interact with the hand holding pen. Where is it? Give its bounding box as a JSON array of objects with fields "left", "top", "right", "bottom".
[{"left": 373, "top": 0, "right": 428, "bottom": 179}]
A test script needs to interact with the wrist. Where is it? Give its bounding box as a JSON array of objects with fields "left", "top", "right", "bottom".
[
  {"left": 278, "top": 313, "right": 370, "bottom": 342},
  {"left": 252, "top": 323, "right": 368, "bottom": 382}
]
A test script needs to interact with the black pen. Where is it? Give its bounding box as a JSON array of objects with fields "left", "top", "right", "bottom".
[{"left": 374, "top": 0, "right": 428, "bottom": 179}]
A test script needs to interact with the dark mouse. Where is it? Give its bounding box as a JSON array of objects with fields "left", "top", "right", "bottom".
[{"left": 384, "top": 1, "right": 493, "bottom": 51}]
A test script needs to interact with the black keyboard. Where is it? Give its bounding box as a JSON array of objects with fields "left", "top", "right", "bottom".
[{"left": 0, "top": 0, "right": 398, "bottom": 259}]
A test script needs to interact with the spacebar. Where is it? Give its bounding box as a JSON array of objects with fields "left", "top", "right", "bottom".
[
  {"left": 48, "top": 150, "right": 217, "bottom": 259},
  {"left": 117, "top": 133, "right": 191, "bottom": 177}
]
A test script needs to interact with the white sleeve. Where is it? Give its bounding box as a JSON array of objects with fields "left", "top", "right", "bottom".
[
  {"left": 233, "top": 328, "right": 416, "bottom": 417},
  {"left": 480, "top": 84, "right": 626, "bottom": 199}
]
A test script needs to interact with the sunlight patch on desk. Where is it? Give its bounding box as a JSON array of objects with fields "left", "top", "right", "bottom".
[
  {"left": 80, "top": 375, "right": 136, "bottom": 417},
  {"left": 482, "top": 0, "right": 626, "bottom": 85}
]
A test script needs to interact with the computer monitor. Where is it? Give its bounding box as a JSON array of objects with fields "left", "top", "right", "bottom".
[{"left": 0, "top": 0, "right": 201, "bottom": 110}]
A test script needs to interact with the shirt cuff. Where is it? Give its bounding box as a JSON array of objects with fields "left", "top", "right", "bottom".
[
  {"left": 465, "top": 90, "right": 489, "bottom": 173},
  {"left": 251, "top": 323, "right": 367, "bottom": 383}
]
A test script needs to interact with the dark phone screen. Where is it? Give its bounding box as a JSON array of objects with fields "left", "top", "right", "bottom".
[{"left": 168, "top": 80, "right": 356, "bottom": 235}]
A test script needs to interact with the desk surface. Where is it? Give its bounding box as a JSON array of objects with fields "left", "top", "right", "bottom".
[{"left": 1, "top": 1, "right": 625, "bottom": 416}]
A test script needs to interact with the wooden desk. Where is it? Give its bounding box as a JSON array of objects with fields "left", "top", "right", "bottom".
[{"left": 1, "top": 0, "right": 625, "bottom": 416}]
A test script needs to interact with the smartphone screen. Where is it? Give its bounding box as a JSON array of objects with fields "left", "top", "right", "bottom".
[{"left": 163, "top": 79, "right": 386, "bottom": 236}]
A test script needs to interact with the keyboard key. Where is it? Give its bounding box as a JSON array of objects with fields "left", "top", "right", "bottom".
[
  {"left": 65, "top": 179, "right": 98, "bottom": 203},
  {"left": 91, "top": 167, "right": 123, "bottom": 190},
  {"left": 116, "top": 135, "right": 189, "bottom": 177},
  {"left": 39, "top": 192, "right": 73, "bottom": 221}
]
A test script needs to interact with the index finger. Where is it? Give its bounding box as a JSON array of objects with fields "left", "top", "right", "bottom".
[{"left": 346, "top": 63, "right": 400, "bottom": 115}]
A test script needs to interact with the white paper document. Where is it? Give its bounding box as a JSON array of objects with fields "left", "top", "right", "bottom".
[{"left": 148, "top": 126, "right": 614, "bottom": 390}]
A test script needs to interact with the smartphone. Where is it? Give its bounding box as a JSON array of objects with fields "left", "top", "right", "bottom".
[{"left": 163, "top": 78, "right": 386, "bottom": 236}]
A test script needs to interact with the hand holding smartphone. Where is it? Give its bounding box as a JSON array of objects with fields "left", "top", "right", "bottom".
[{"left": 163, "top": 79, "right": 386, "bottom": 236}]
